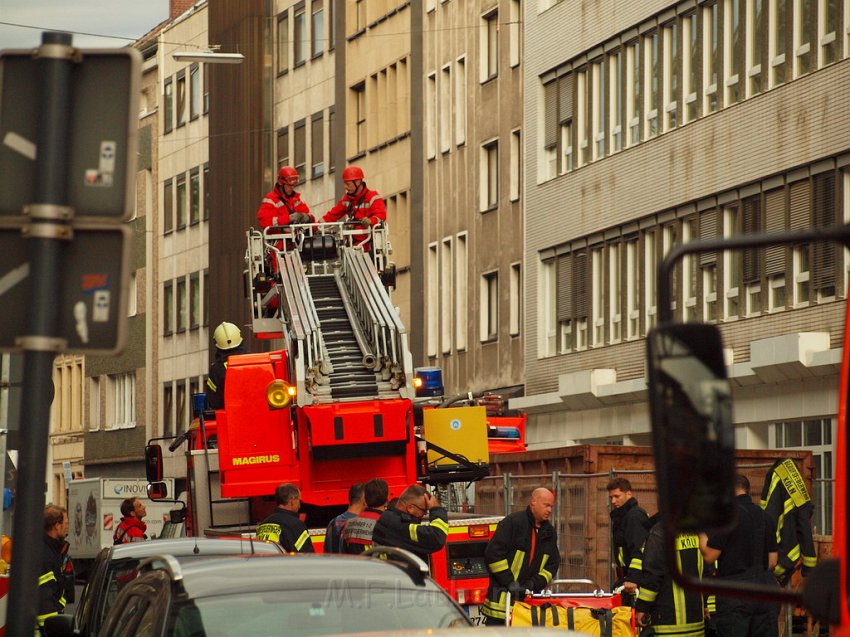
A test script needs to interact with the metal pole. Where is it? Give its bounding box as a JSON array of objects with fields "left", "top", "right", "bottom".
[{"left": 6, "top": 31, "right": 73, "bottom": 637}]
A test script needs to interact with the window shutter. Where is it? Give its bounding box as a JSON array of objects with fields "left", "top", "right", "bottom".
[
  {"left": 764, "top": 188, "right": 785, "bottom": 277},
  {"left": 574, "top": 251, "right": 588, "bottom": 319},
  {"left": 813, "top": 173, "right": 836, "bottom": 291},
  {"left": 556, "top": 255, "right": 572, "bottom": 322},
  {"left": 788, "top": 180, "right": 810, "bottom": 230},
  {"left": 742, "top": 196, "right": 761, "bottom": 284},
  {"left": 559, "top": 73, "right": 574, "bottom": 124},
  {"left": 699, "top": 209, "right": 717, "bottom": 266},
  {"left": 544, "top": 80, "right": 558, "bottom": 149}
]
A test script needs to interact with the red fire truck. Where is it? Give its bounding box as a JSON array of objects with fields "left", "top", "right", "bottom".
[
  {"left": 645, "top": 224, "right": 849, "bottom": 635},
  {"left": 145, "top": 223, "right": 515, "bottom": 619}
]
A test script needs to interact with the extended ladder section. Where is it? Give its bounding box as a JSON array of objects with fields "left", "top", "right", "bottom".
[{"left": 246, "top": 223, "right": 413, "bottom": 406}]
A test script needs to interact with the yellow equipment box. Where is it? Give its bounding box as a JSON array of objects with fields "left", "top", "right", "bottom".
[{"left": 424, "top": 406, "right": 489, "bottom": 467}]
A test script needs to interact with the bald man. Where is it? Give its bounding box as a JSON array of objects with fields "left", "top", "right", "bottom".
[{"left": 481, "top": 488, "right": 561, "bottom": 626}]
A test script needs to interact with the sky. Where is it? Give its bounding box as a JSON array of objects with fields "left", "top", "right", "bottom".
[{"left": 0, "top": 0, "right": 171, "bottom": 50}]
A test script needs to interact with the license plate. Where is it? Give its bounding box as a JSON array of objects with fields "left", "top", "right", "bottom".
[{"left": 464, "top": 604, "right": 485, "bottom": 626}]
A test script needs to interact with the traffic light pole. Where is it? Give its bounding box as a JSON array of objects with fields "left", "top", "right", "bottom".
[{"left": 6, "top": 32, "right": 73, "bottom": 637}]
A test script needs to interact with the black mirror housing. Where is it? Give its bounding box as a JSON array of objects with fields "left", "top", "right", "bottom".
[
  {"left": 144, "top": 444, "right": 163, "bottom": 483},
  {"left": 147, "top": 481, "right": 168, "bottom": 501}
]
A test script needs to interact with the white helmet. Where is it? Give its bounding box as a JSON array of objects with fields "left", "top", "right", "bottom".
[{"left": 213, "top": 322, "right": 243, "bottom": 350}]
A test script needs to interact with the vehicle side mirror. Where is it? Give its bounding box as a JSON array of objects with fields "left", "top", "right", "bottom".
[
  {"left": 145, "top": 444, "right": 163, "bottom": 483},
  {"left": 647, "top": 323, "right": 737, "bottom": 533},
  {"left": 147, "top": 482, "right": 168, "bottom": 501}
]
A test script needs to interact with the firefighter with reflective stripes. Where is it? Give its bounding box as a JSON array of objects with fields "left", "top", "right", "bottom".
[
  {"left": 372, "top": 484, "right": 449, "bottom": 562},
  {"left": 256, "top": 483, "right": 315, "bottom": 553},
  {"left": 481, "top": 488, "right": 560, "bottom": 626},
  {"left": 760, "top": 458, "right": 817, "bottom": 586},
  {"left": 38, "top": 505, "right": 74, "bottom": 633},
  {"left": 322, "top": 165, "right": 386, "bottom": 245},
  {"left": 636, "top": 516, "right": 705, "bottom": 637},
  {"left": 608, "top": 476, "right": 649, "bottom": 604},
  {"left": 342, "top": 478, "right": 389, "bottom": 554},
  {"left": 206, "top": 322, "right": 249, "bottom": 410}
]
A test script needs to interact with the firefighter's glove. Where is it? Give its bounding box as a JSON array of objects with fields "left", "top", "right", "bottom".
[
  {"left": 290, "top": 213, "right": 311, "bottom": 224},
  {"left": 508, "top": 580, "right": 527, "bottom": 602},
  {"left": 358, "top": 217, "right": 372, "bottom": 228}
]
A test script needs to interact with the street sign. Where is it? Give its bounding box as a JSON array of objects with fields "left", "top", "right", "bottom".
[
  {"left": 0, "top": 48, "right": 141, "bottom": 220},
  {"left": 0, "top": 223, "right": 131, "bottom": 353}
]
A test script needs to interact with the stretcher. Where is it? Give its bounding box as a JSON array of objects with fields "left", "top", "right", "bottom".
[{"left": 507, "top": 578, "right": 637, "bottom": 636}]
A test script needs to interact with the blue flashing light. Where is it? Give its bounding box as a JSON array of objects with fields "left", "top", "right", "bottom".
[
  {"left": 414, "top": 366, "right": 444, "bottom": 398},
  {"left": 488, "top": 426, "right": 521, "bottom": 439}
]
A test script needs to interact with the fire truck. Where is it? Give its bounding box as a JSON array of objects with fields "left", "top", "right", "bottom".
[
  {"left": 145, "top": 222, "right": 518, "bottom": 619},
  {"left": 645, "top": 224, "right": 849, "bottom": 635}
]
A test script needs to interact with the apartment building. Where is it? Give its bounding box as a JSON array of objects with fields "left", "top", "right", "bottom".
[
  {"left": 517, "top": 0, "right": 848, "bottom": 535},
  {"left": 422, "top": 0, "right": 525, "bottom": 395}
]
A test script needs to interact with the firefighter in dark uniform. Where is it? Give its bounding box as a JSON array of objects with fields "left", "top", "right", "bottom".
[
  {"left": 481, "top": 488, "right": 560, "bottom": 626},
  {"left": 38, "top": 505, "right": 74, "bottom": 634},
  {"left": 256, "top": 483, "right": 314, "bottom": 553},
  {"left": 372, "top": 484, "right": 449, "bottom": 562},
  {"left": 701, "top": 474, "right": 778, "bottom": 637},
  {"left": 607, "top": 476, "right": 649, "bottom": 603},
  {"left": 342, "top": 478, "right": 388, "bottom": 554},
  {"left": 205, "top": 322, "right": 249, "bottom": 410},
  {"left": 636, "top": 514, "right": 706, "bottom": 637}
]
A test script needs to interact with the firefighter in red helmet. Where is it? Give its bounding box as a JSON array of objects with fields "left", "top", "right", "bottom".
[
  {"left": 323, "top": 165, "right": 386, "bottom": 244},
  {"left": 257, "top": 165, "right": 315, "bottom": 230}
]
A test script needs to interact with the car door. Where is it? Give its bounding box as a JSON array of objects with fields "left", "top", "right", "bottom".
[{"left": 98, "top": 572, "right": 170, "bottom": 637}]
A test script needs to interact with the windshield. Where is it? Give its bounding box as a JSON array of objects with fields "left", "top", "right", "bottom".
[{"left": 169, "top": 587, "right": 470, "bottom": 636}]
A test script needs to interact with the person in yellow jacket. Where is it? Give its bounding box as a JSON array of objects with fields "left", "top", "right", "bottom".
[
  {"left": 0, "top": 533, "right": 10, "bottom": 573},
  {"left": 38, "top": 505, "right": 74, "bottom": 633},
  {"left": 256, "top": 483, "right": 314, "bottom": 553}
]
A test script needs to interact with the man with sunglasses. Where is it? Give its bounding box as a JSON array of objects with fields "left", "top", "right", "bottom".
[{"left": 372, "top": 484, "right": 449, "bottom": 563}]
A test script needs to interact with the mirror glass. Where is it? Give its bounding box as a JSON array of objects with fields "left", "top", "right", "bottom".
[
  {"left": 147, "top": 481, "right": 168, "bottom": 500},
  {"left": 647, "top": 323, "right": 737, "bottom": 532},
  {"left": 144, "top": 444, "right": 163, "bottom": 483}
]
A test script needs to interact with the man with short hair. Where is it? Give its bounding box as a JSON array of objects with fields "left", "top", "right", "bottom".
[
  {"left": 607, "top": 476, "right": 649, "bottom": 600},
  {"left": 113, "top": 497, "right": 148, "bottom": 544},
  {"left": 324, "top": 482, "right": 365, "bottom": 553},
  {"left": 342, "top": 478, "right": 389, "bottom": 554},
  {"left": 481, "top": 488, "right": 560, "bottom": 626},
  {"left": 257, "top": 483, "right": 315, "bottom": 553},
  {"left": 372, "top": 484, "right": 448, "bottom": 562},
  {"left": 39, "top": 505, "right": 74, "bottom": 632}
]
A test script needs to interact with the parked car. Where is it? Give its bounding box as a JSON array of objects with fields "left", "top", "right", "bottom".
[
  {"left": 98, "top": 548, "right": 471, "bottom": 636},
  {"left": 44, "top": 536, "right": 283, "bottom": 637}
]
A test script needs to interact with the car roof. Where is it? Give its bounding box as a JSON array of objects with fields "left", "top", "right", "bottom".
[
  {"left": 106, "top": 536, "right": 283, "bottom": 560},
  {"left": 163, "top": 553, "right": 443, "bottom": 599}
]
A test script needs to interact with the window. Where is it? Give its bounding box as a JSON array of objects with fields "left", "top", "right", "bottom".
[
  {"left": 683, "top": 13, "right": 699, "bottom": 123},
  {"left": 541, "top": 72, "right": 573, "bottom": 178},
  {"left": 574, "top": 252, "right": 588, "bottom": 349},
  {"left": 328, "top": 0, "right": 335, "bottom": 50},
  {"left": 294, "top": 3, "right": 307, "bottom": 66},
  {"left": 480, "top": 271, "right": 499, "bottom": 342},
  {"left": 177, "top": 278, "right": 187, "bottom": 333},
  {"left": 747, "top": 0, "right": 765, "bottom": 96},
  {"left": 190, "top": 63, "right": 201, "bottom": 120},
  {"left": 355, "top": 0, "right": 366, "bottom": 31},
  {"left": 328, "top": 107, "right": 336, "bottom": 172},
  {"left": 481, "top": 10, "right": 499, "bottom": 82},
  {"left": 176, "top": 69, "right": 187, "bottom": 127},
  {"left": 278, "top": 126, "right": 290, "bottom": 168},
  {"left": 456, "top": 234, "right": 468, "bottom": 350},
  {"left": 427, "top": 243, "right": 438, "bottom": 357},
  {"left": 203, "top": 64, "right": 210, "bottom": 113},
  {"left": 203, "top": 269, "right": 209, "bottom": 326},
  {"left": 176, "top": 173, "right": 187, "bottom": 229},
  {"left": 440, "top": 65, "right": 452, "bottom": 153},
  {"left": 189, "top": 167, "right": 200, "bottom": 225},
  {"left": 608, "top": 242, "right": 622, "bottom": 342},
  {"left": 426, "top": 73, "right": 437, "bottom": 159},
  {"left": 176, "top": 380, "right": 187, "bottom": 433},
  {"left": 441, "top": 238, "right": 453, "bottom": 353},
  {"left": 163, "top": 178, "right": 173, "bottom": 234},
  {"left": 644, "top": 229, "right": 658, "bottom": 329},
  {"left": 701, "top": 209, "right": 719, "bottom": 321},
  {"left": 625, "top": 237, "right": 640, "bottom": 338},
  {"left": 278, "top": 11, "right": 289, "bottom": 72},
  {"left": 294, "top": 118, "right": 306, "bottom": 181},
  {"left": 644, "top": 30, "right": 660, "bottom": 139},
  {"left": 790, "top": 180, "right": 811, "bottom": 305},
  {"left": 591, "top": 246, "right": 605, "bottom": 345},
  {"left": 723, "top": 205, "right": 741, "bottom": 318},
  {"left": 663, "top": 20, "right": 679, "bottom": 131},
  {"left": 591, "top": 58, "right": 606, "bottom": 160},
  {"left": 164, "top": 281, "right": 173, "bottom": 336},
  {"left": 127, "top": 272, "right": 137, "bottom": 317},
  {"left": 682, "top": 219, "right": 699, "bottom": 321},
  {"left": 190, "top": 272, "right": 200, "bottom": 329},
  {"left": 89, "top": 377, "right": 101, "bottom": 431},
  {"left": 626, "top": 40, "right": 641, "bottom": 145},
  {"left": 163, "top": 77, "right": 173, "bottom": 133},
  {"left": 353, "top": 83, "right": 366, "bottom": 154},
  {"left": 813, "top": 171, "right": 837, "bottom": 298},
  {"left": 509, "top": 0, "right": 521, "bottom": 68},
  {"left": 311, "top": 112, "right": 324, "bottom": 178},
  {"left": 540, "top": 258, "right": 557, "bottom": 356},
  {"left": 765, "top": 187, "right": 787, "bottom": 311},
  {"left": 794, "top": 0, "right": 815, "bottom": 76},
  {"left": 311, "top": 0, "right": 324, "bottom": 58},
  {"left": 608, "top": 48, "right": 624, "bottom": 153},
  {"left": 743, "top": 195, "right": 763, "bottom": 315},
  {"left": 509, "top": 262, "right": 521, "bottom": 336},
  {"left": 704, "top": 2, "right": 720, "bottom": 114},
  {"left": 819, "top": 0, "right": 839, "bottom": 66},
  {"left": 455, "top": 57, "right": 467, "bottom": 146},
  {"left": 107, "top": 373, "right": 135, "bottom": 429},
  {"left": 510, "top": 129, "right": 521, "bottom": 202},
  {"left": 724, "top": 0, "right": 745, "bottom": 105},
  {"left": 203, "top": 163, "right": 210, "bottom": 220},
  {"left": 769, "top": 0, "right": 788, "bottom": 86},
  {"left": 481, "top": 140, "right": 499, "bottom": 211}
]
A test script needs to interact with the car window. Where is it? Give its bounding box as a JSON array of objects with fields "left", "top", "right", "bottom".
[
  {"left": 171, "top": 588, "right": 468, "bottom": 636},
  {"left": 108, "top": 593, "right": 150, "bottom": 637},
  {"left": 101, "top": 559, "right": 144, "bottom": 625}
]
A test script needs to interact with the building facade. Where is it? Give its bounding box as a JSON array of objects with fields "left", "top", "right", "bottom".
[{"left": 517, "top": 0, "right": 847, "bottom": 535}]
